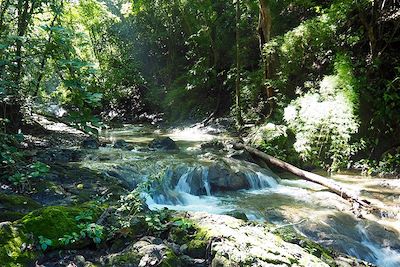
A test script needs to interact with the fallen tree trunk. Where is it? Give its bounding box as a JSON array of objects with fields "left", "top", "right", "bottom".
[{"left": 233, "top": 143, "right": 371, "bottom": 208}]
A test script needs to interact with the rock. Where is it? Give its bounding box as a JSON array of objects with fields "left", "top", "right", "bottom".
[
  {"left": 189, "top": 212, "right": 332, "bottom": 267},
  {"left": 228, "top": 149, "right": 255, "bottom": 163},
  {"left": 149, "top": 137, "right": 179, "bottom": 151},
  {"left": 35, "top": 149, "right": 82, "bottom": 163},
  {"left": 81, "top": 137, "right": 100, "bottom": 149},
  {"left": 0, "top": 193, "right": 42, "bottom": 222},
  {"left": 0, "top": 222, "right": 36, "bottom": 266},
  {"left": 225, "top": 211, "right": 248, "bottom": 221},
  {"left": 207, "top": 163, "right": 249, "bottom": 191},
  {"left": 200, "top": 140, "right": 224, "bottom": 150},
  {"left": 181, "top": 255, "right": 206, "bottom": 267},
  {"left": 113, "top": 140, "right": 129, "bottom": 149},
  {"left": 104, "top": 236, "right": 181, "bottom": 267}
]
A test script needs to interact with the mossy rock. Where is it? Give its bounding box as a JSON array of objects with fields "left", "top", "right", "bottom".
[
  {"left": 105, "top": 251, "right": 141, "bottom": 266},
  {"left": 186, "top": 239, "right": 208, "bottom": 258},
  {"left": 160, "top": 249, "right": 182, "bottom": 267},
  {"left": 19, "top": 204, "right": 103, "bottom": 248},
  {"left": 225, "top": 211, "right": 248, "bottom": 221},
  {"left": 168, "top": 226, "right": 189, "bottom": 245},
  {"left": 186, "top": 228, "right": 209, "bottom": 259},
  {"left": 273, "top": 226, "right": 336, "bottom": 266},
  {"left": 0, "top": 222, "right": 37, "bottom": 267},
  {"left": 0, "top": 193, "right": 42, "bottom": 222},
  {"left": 0, "top": 211, "right": 25, "bottom": 222}
]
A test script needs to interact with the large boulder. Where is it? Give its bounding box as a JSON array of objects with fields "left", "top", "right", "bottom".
[
  {"left": 81, "top": 137, "right": 100, "bottom": 149},
  {"left": 103, "top": 236, "right": 181, "bottom": 267},
  {"left": 113, "top": 140, "right": 131, "bottom": 150},
  {"left": 207, "top": 163, "right": 249, "bottom": 191},
  {"left": 149, "top": 137, "right": 179, "bottom": 151}
]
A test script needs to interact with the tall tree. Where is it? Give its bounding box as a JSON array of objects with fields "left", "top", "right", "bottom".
[
  {"left": 235, "top": 0, "right": 243, "bottom": 126},
  {"left": 257, "top": 0, "right": 274, "bottom": 118}
]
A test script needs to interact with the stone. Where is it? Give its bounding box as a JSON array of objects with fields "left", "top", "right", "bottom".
[
  {"left": 181, "top": 255, "right": 206, "bottom": 267},
  {"left": 104, "top": 236, "right": 181, "bottom": 267},
  {"left": 189, "top": 212, "right": 332, "bottom": 267},
  {"left": 200, "top": 140, "right": 224, "bottom": 150},
  {"left": 207, "top": 163, "right": 249, "bottom": 191},
  {"left": 149, "top": 137, "right": 179, "bottom": 151},
  {"left": 113, "top": 140, "right": 129, "bottom": 149},
  {"left": 81, "top": 137, "right": 100, "bottom": 149}
]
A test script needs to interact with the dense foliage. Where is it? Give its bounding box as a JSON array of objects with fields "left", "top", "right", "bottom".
[{"left": 1, "top": 0, "right": 399, "bottom": 172}]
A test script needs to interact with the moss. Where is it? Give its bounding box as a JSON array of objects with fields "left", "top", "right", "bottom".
[
  {"left": 160, "top": 250, "right": 181, "bottom": 267},
  {"left": 225, "top": 211, "right": 248, "bottom": 221},
  {"left": 0, "top": 193, "right": 42, "bottom": 223},
  {"left": 273, "top": 226, "right": 336, "bottom": 266},
  {"left": 0, "top": 222, "right": 37, "bottom": 267},
  {"left": 0, "top": 211, "right": 25, "bottom": 222},
  {"left": 186, "top": 239, "right": 208, "bottom": 258},
  {"left": 186, "top": 227, "right": 210, "bottom": 258},
  {"left": 0, "top": 193, "right": 42, "bottom": 219},
  {"left": 106, "top": 252, "right": 140, "bottom": 266},
  {"left": 168, "top": 226, "right": 188, "bottom": 245},
  {"left": 19, "top": 204, "right": 103, "bottom": 248}
]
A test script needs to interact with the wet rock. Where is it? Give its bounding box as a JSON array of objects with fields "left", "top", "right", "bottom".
[
  {"left": 82, "top": 137, "right": 100, "bottom": 149},
  {"left": 0, "top": 193, "right": 42, "bottom": 222},
  {"left": 228, "top": 149, "right": 255, "bottom": 163},
  {"left": 200, "top": 140, "right": 224, "bottom": 150},
  {"left": 208, "top": 163, "right": 249, "bottom": 191},
  {"left": 0, "top": 221, "right": 36, "bottom": 266},
  {"left": 189, "top": 212, "right": 332, "bottom": 267},
  {"left": 113, "top": 140, "right": 130, "bottom": 149},
  {"left": 225, "top": 211, "right": 248, "bottom": 221},
  {"left": 35, "top": 148, "right": 82, "bottom": 163},
  {"left": 104, "top": 236, "right": 181, "bottom": 267},
  {"left": 181, "top": 255, "right": 206, "bottom": 267},
  {"left": 149, "top": 137, "right": 179, "bottom": 151}
]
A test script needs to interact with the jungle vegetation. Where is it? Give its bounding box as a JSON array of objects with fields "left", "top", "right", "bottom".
[{"left": 1, "top": 0, "right": 399, "bottom": 175}]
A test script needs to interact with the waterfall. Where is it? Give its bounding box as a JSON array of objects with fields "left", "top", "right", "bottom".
[
  {"left": 176, "top": 167, "right": 195, "bottom": 194},
  {"left": 245, "top": 171, "right": 278, "bottom": 189},
  {"left": 201, "top": 166, "right": 211, "bottom": 196}
]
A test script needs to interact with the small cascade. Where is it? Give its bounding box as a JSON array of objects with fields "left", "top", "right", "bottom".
[
  {"left": 245, "top": 171, "right": 278, "bottom": 190},
  {"left": 356, "top": 224, "right": 400, "bottom": 267},
  {"left": 201, "top": 166, "right": 211, "bottom": 196},
  {"left": 176, "top": 167, "right": 195, "bottom": 194}
]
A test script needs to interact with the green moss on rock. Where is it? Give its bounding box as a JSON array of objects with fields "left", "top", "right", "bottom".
[
  {"left": 19, "top": 204, "right": 103, "bottom": 248},
  {"left": 186, "top": 239, "right": 208, "bottom": 258},
  {"left": 0, "top": 193, "right": 42, "bottom": 222},
  {"left": 160, "top": 250, "right": 181, "bottom": 267},
  {"left": 20, "top": 206, "right": 83, "bottom": 245},
  {"left": 273, "top": 226, "right": 336, "bottom": 266},
  {"left": 0, "top": 222, "right": 37, "bottom": 267}
]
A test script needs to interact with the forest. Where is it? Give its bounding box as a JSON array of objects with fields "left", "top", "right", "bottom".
[{"left": 1, "top": 0, "right": 400, "bottom": 266}]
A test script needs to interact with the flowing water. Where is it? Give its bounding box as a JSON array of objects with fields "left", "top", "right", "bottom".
[{"left": 80, "top": 124, "right": 400, "bottom": 266}]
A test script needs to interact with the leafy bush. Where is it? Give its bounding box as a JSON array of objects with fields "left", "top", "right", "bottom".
[{"left": 283, "top": 57, "right": 360, "bottom": 170}]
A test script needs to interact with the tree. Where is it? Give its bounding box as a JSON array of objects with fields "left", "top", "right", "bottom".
[{"left": 235, "top": 0, "right": 243, "bottom": 127}]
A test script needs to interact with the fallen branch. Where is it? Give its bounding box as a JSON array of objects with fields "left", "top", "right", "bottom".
[{"left": 233, "top": 143, "right": 371, "bottom": 208}]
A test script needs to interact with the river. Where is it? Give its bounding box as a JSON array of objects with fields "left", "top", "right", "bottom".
[{"left": 79, "top": 124, "right": 400, "bottom": 267}]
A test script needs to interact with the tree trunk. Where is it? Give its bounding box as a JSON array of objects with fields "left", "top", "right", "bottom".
[
  {"left": 257, "top": 0, "right": 274, "bottom": 118},
  {"left": 233, "top": 143, "right": 371, "bottom": 208},
  {"left": 235, "top": 0, "right": 243, "bottom": 127},
  {"left": 16, "top": 0, "right": 36, "bottom": 85},
  {"left": 34, "top": 12, "right": 59, "bottom": 96},
  {"left": 0, "top": 0, "right": 10, "bottom": 33}
]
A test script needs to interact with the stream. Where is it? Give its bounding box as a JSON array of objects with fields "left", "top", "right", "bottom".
[{"left": 80, "top": 124, "right": 400, "bottom": 267}]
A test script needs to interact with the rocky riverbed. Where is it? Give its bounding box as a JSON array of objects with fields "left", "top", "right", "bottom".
[{"left": 1, "top": 119, "right": 400, "bottom": 266}]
